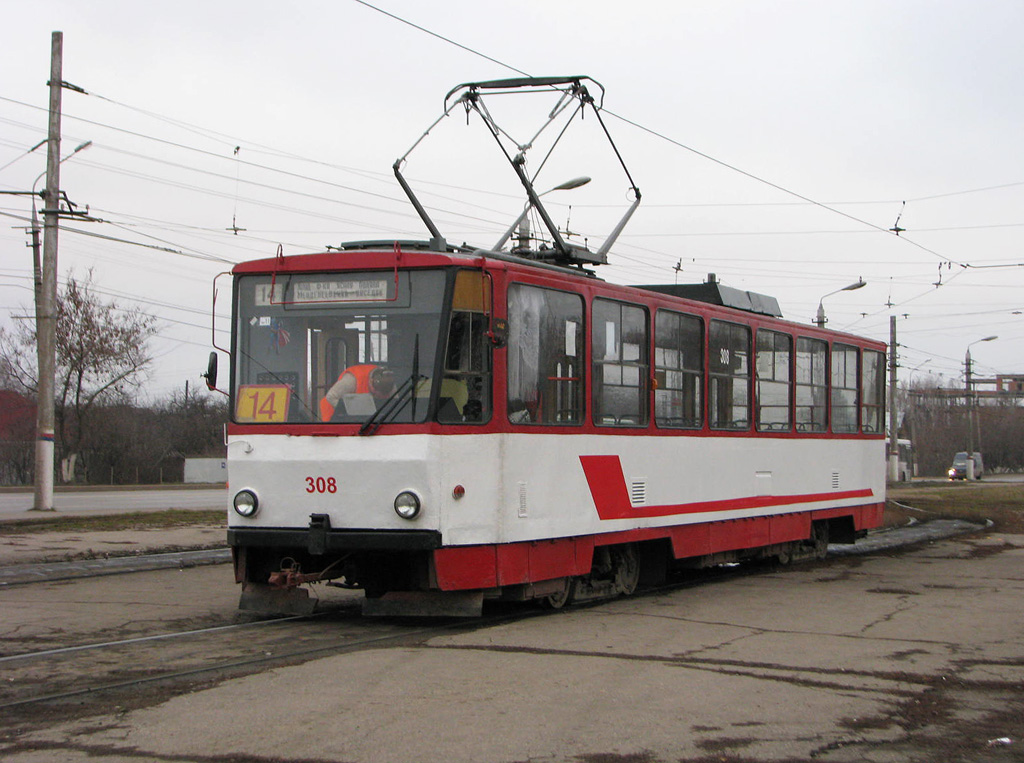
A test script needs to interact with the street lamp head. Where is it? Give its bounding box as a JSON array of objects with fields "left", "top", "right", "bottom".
[
  {"left": 967, "top": 335, "right": 999, "bottom": 356},
  {"left": 844, "top": 278, "right": 867, "bottom": 292},
  {"left": 549, "top": 176, "right": 591, "bottom": 192},
  {"left": 33, "top": 139, "right": 93, "bottom": 192}
]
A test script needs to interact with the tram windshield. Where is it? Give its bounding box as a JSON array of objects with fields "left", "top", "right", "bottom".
[{"left": 232, "top": 269, "right": 452, "bottom": 426}]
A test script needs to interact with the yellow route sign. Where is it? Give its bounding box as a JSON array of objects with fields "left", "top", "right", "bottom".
[{"left": 236, "top": 385, "right": 291, "bottom": 423}]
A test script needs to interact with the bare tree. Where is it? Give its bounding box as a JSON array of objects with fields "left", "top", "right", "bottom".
[{"left": 0, "top": 270, "right": 157, "bottom": 482}]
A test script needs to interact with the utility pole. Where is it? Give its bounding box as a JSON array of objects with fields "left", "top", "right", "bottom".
[
  {"left": 34, "top": 31, "right": 63, "bottom": 511},
  {"left": 888, "top": 315, "right": 899, "bottom": 482},
  {"left": 965, "top": 349, "right": 974, "bottom": 455}
]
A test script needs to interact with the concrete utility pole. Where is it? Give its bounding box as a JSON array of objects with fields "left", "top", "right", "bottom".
[
  {"left": 888, "top": 315, "right": 899, "bottom": 482},
  {"left": 34, "top": 31, "right": 64, "bottom": 511}
]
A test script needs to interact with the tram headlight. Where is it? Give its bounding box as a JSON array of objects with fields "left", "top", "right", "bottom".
[
  {"left": 233, "top": 489, "right": 259, "bottom": 518},
  {"left": 394, "top": 491, "right": 421, "bottom": 520}
]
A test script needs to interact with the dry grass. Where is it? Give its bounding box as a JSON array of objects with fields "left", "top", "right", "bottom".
[
  {"left": 0, "top": 509, "right": 225, "bottom": 534},
  {"left": 887, "top": 481, "right": 1024, "bottom": 533}
]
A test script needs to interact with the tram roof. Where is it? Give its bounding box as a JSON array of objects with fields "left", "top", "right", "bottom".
[{"left": 636, "top": 281, "right": 783, "bottom": 318}]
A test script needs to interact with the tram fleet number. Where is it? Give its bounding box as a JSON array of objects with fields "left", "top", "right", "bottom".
[{"left": 305, "top": 477, "right": 337, "bottom": 494}]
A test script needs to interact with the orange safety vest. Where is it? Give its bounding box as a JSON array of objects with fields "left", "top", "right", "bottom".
[
  {"left": 319, "top": 364, "right": 379, "bottom": 421},
  {"left": 344, "top": 364, "right": 377, "bottom": 394}
]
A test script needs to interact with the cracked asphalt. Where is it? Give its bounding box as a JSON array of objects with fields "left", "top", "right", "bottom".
[{"left": 2, "top": 525, "right": 1022, "bottom": 763}]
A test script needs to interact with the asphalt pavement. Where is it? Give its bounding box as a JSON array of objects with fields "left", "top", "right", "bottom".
[
  {"left": 0, "top": 486, "right": 226, "bottom": 518},
  {"left": 2, "top": 524, "right": 1021, "bottom": 762}
]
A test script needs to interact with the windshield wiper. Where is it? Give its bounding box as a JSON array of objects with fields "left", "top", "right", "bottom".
[
  {"left": 359, "top": 335, "right": 423, "bottom": 436},
  {"left": 358, "top": 373, "right": 425, "bottom": 436}
]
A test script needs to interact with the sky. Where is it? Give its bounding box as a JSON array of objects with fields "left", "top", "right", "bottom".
[{"left": 1, "top": 0, "right": 1021, "bottom": 401}]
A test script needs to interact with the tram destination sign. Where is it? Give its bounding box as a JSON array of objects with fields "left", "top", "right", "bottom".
[{"left": 255, "top": 278, "right": 389, "bottom": 305}]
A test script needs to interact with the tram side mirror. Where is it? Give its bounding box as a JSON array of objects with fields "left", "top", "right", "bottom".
[
  {"left": 489, "top": 318, "right": 508, "bottom": 348},
  {"left": 203, "top": 351, "right": 219, "bottom": 390}
]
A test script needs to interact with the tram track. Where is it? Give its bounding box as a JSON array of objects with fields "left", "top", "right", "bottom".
[
  {"left": 0, "top": 517, "right": 984, "bottom": 724},
  {"left": 0, "top": 610, "right": 482, "bottom": 714},
  {"left": 0, "top": 559, "right": 766, "bottom": 720}
]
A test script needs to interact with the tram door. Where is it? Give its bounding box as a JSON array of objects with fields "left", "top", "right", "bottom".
[
  {"left": 312, "top": 331, "right": 349, "bottom": 410},
  {"left": 439, "top": 271, "right": 492, "bottom": 423}
]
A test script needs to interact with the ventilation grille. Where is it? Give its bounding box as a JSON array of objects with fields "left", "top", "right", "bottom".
[
  {"left": 630, "top": 480, "right": 648, "bottom": 506},
  {"left": 518, "top": 481, "right": 528, "bottom": 517},
  {"left": 832, "top": 472, "right": 841, "bottom": 490}
]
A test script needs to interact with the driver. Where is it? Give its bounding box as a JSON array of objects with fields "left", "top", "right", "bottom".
[{"left": 320, "top": 364, "right": 396, "bottom": 421}]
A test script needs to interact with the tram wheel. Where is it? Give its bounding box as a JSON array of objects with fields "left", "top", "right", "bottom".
[
  {"left": 611, "top": 543, "right": 640, "bottom": 596},
  {"left": 541, "top": 576, "right": 577, "bottom": 609}
]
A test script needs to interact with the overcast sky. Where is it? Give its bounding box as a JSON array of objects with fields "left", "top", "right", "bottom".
[{"left": 1, "top": 0, "right": 1021, "bottom": 399}]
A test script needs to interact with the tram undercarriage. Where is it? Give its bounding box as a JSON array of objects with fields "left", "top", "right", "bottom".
[{"left": 232, "top": 517, "right": 856, "bottom": 617}]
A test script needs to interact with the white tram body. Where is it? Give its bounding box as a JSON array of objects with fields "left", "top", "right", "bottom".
[
  {"left": 214, "top": 76, "right": 886, "bottom": 615},
  {"left": 221, "top": 248, "right": 886, "bottom": 615}
]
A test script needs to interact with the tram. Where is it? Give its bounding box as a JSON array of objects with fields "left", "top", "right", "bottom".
[{"left": 206, "top": 77, "right": 887, "bottom": 615}]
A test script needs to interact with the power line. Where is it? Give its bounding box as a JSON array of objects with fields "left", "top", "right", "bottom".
[{"left": 350, "top": 0, "right": 530, "bottom": 77}]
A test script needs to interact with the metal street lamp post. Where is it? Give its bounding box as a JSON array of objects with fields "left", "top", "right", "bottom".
[
  {"left": 965, "top": 335, "right": 997, "bottom": 463},
  {"left": 815, "top": 278, "right": 866, "bottom": 328},
  {"left": 493, "top": 176, "right": 592, "bottom": 251}
]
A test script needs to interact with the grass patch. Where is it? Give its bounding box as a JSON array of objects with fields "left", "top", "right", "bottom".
[
  {"left": 0, "top": 509, "right": 225, "bottom": 534},
  {"left": 888, "top": 481, "right": 1024, "bottom": 533}
]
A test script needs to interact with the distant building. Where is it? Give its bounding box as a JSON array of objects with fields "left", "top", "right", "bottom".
[
  {"left": 184, "top": 457, "right": 227, "bottom": 484},
  {"left": 994, "top": 375, "right": 1024, "bottom": 395},
  {"left": 0, "top": 390, "right": 36, "bottom": 486},
  {"left": 0, "top": 389, "right": 35, "bottom": 441}
]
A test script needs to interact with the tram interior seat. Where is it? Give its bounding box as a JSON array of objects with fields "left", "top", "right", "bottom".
[
  {"left": 436, "top": 378, "right": 470, "bottom": 422},
  {"left": 660, "top": 416, "right": 699, "bottom": 428}
]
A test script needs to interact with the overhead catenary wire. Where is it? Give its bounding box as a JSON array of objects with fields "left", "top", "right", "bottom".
[
  {"left": 3, "top": 90, "right": 1018, "bottom": 276},
  {"left": 1, "top": 15, "right": 1020, "bottom": 376}
]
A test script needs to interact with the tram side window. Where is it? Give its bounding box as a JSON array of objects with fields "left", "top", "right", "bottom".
[
  {"left": 507, "top": 283, "right": 584, "bottom": 425},
  {"left": 593, "top": 299, "right": 648, "bottom": 427},
  {"left": 654, "top": 311, "right": 703, "bottom": 429},
  {"left": 796, "top": 337, "right": 828, "bottom": 432},
  {"left": 709, "top": 320, "right": 751, "bottom": 430},
  {"left": 831, "top": 343, "right": 859, "bottom": 433},
  {"left": 755, "top": 329, "right": 791, "bottom": 432},
  {"left": 861, "top": 349, "right": 886, "bottom": 434}
]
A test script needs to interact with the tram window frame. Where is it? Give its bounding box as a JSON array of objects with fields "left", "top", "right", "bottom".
[
  {"left": 506, "top": 283, "right": 585, "bottom": 426},
  {"left": 831, "top": 343, "right": 859, "bottom": 433},
  {"left": 861, "top": 349, "right": 886, "bottom": 434},
  {"left": 709, "top": 320, "right": 751, "bottom": 431},
  {"left": 592, "top": 298, "right": 649, "bottom": 428},
  {"left": 795, "top": 337, "right": 828, "bottom": 432},
  {"left": 755, "top": 329, "right": 792, "bottom": 432},
  {"left": 654, "top": 310, "right": 704, "bottom": 429}
]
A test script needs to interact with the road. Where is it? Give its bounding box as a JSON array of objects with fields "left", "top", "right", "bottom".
[
  {"left": 0, "top": 487, "right": 226, "bottom": 518},
  {"left": 1, "top": 524, "right": 1022, "bottom": 762}
]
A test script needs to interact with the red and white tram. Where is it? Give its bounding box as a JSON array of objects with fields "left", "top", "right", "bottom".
[{"left": 207, "top": 77, "right": 887, "bottom": 616}]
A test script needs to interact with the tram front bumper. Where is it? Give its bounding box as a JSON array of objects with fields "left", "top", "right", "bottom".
[{"left": 227, "top": 525, "right": 442, "bottom": 554}]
